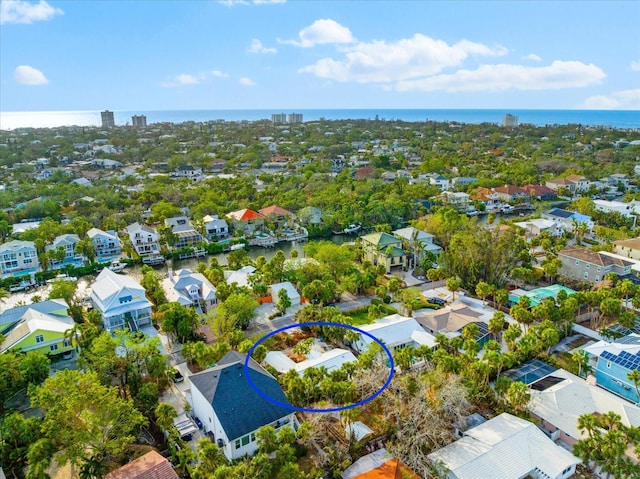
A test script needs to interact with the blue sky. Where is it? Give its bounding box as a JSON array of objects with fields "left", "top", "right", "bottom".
[{"left": 1, "top": 0, "right": 639, "bottom": 111}]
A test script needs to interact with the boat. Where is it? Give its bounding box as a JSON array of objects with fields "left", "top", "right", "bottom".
[
  {"left": 108, "top": 261, "right": 127, "bottom": 272},
  {"left": 343, "top": 224, "right": 362, "bottom": 234},
  {"left": 142, "top": 254, "right": 166, "bottom": 265},
  {"left": 230, "top": 243, "right": 245, "bottom": 251},
  {"left": 47, "top": 274, "right": 78, "bottom": 283}
]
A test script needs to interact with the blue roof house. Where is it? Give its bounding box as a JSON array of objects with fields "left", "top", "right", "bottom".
[
  {"left": 188, "top": 351, "right": 299, "bottom": 461},
  {"left": 584, "top": 334, "right": 640, "bottom": 404}
]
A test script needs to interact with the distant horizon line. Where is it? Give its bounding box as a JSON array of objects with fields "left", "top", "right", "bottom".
[{"left": 3, "top": 107, "right": 640, "bottom": 114}]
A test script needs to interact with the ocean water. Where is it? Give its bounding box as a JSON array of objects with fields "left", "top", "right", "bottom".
[{"left": 1, "top": 108, "right": 639, "bottom": 130}]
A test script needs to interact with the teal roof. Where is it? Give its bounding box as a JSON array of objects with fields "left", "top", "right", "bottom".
[
  {"left": 362, "top": 232, "right": 402, "bottom": 248},
  {"left": 509, "top": 284, "right": 576, "bottom": 307}
]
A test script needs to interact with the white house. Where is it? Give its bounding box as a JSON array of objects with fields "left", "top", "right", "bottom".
[
  {"left": 45, "top": 234, "right": 84, "bottom": 269},
  {"left": 593, "top": 199, "right": 638, "bottom": 227},
  {"left": 87, "top": 228, "right": 122, "bottom": 262},
  {"left": 162, "top": 269, "right": 216, "bottom": 314},
  {"left": 427, "top": 413, "right": 580, "bottom": 479},
  {"left": 270, "top": 281, "right": 301, "bottom": 305},
  {"left": 203, "top": 215, "right": 229, "bottom": 241},
  {"left": 514, "top": 218, "right": 564, "bottom": 237},
  {"left": 352, "top": 314, "right": 435, "bottom": 354},
  {"left": 392, "top": 226, "right": 442, "bottom": 264},
  {"left": 265, "top": 347, "right": 357, "bottom": 376},
  {"left": 189, "top": 351, "right": 298, "bottom": 461},
  {"left": 528, "top": 368, "right": 640, "bottom": 448},
  {"left": 126, "top": 222, "right": 160, "bottom": 257},
  {"left": 429, "top": 174, "right": 451, "bottom": 191},
  {"left": 225, "top": 265, "right": 257, "bottom": 288},
  {"left": 90, "top": 268, "right": 153, "bottom": 333},
  {"left": 164, "top": 216, "right": 204, "bottom": 249},
  {"left": 170, "top": 165, "right": 204, "bottom": 182},
  {"left": 0, "top": 240, "right": 39, "bottom": 278}
]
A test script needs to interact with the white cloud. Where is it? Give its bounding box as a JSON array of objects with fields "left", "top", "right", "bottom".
[
  {"left": 162, "top": 73, "right": 205, "bottom": 87},
  {"left": 523, "top": 53, "right": 542, "bottom": 62},
  {"left": 300, "top": 33, "right": 507, "bottom": 83},
  {"left": 1, "top": 0, "right": 63, "bottom": 24},
  {"left": 14, "top": 65, "right": 49, "bottom": 85},
  {"left": 584, "top": 89, "right": 640, "bottom": 109},
  {"left": 394, "top": 61, "right": 606, "bottom": 92},
  {"left": 631, "top": 60, "right": 640, "bottom": 71},
  {"left": 247, "top": 38, "right": 277, "bottom": 54},
  {"left": 211, "top": 70, "right": 229, "bottom": 78},
  {"left": 239, "top": 77, "right": 256, "bottom": 86},
  {"left": 282, "top": 19, "right": 355, "bottom": 48}
]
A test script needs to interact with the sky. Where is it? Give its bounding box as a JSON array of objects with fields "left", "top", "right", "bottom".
[{"left": 1, "top": 0, "right": 639, "bottom": 112}]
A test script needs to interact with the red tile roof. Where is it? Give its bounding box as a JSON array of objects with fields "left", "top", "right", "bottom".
[
  {"left": 523, "top": 184, "right": 555, "bottom": 196},
  {"left": 259, "top": 205, "right": 293, "bottom": 217},
  {"left": 105, "top": 451, "right": 178, "bottom": 479},
  {"left": 353, "top": 458, "right": 420, "bottom": 479},
  {"left": 227, "top": 208, "right": 264, "bottom": 221},
  {"left": 493, "top": 184, "right": 529, "bottom": 195}
]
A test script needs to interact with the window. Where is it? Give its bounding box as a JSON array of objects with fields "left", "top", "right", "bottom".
[
  {"left": 242, "top": 435, "right": 250, "bottom": 446},
  {"left": 585, "top": 264, "right": 590, "bottom": 269},
  {"left": 575, "top": 260, "right": 579, "bottom": 265},
  {"left": 583, "top": 272, "right": 589, "bottom": 279},
  {"left": 597, "top": 267, "right": 601, "bottom": 272},
  {"left": 50, "top": 344, "right": 58, "bottom": 351},
  {"left": 235, "top": 440, "right": 241, "bottom": 449},
  {"left": 595, "top": 276, "right": 600, "bottom": 282},
  {"left": 607, "top": 361, "right": 611, "bottom": 368},
  {"left": 35, "top": 334, "right": 44, "bottom": 343},
  {"left": 63, "top": 339, "right": 71, "bottom": 347},
  {"left": 251, "top": 433, "right": 256, "bottom": 442}
]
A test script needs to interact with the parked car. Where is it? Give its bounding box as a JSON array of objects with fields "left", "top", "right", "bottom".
[
  {"left": 194, "top": 417, "right": 203, "bottom": 429},
  {"left": 428, "top": 297, "right": 446, "bottom": 306},
  {"left": 172, "top": 368, "right": 184, "bottom": 383},
  {"left": 180, "top": 432, "right": 192, "bottom": 442}
]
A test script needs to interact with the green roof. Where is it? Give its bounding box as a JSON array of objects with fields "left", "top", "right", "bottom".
[{"left": 362, "top": 232, "right": 402, "bottom": 247}]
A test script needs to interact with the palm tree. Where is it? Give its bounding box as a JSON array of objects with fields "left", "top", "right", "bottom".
[
  {"left": 155, "top": 402, "right": 178, "bottom": 433},
  {"left": 64, "top": 323, "right": 83, "bottom": 352},
  {"left": 572, "top": 350, "right": 592, "bottom": 378},
  {"left": 506, "top": 381, "right": 530, "bottom": 413},
  {"left": 627, "top": 369, "right": 640, "bottom": 403},
  {"left": 0, "top": 288, "right": 8, "bottom": 302},
  {"left": 488, "top": 311, "right": 506, "bottom": 341}
]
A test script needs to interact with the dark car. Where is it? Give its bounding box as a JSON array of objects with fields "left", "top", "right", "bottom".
[
  {"left": 180, "top": 432, "right": 192, "bottom": 442},
  {"left": 172, "top": 368, "right": 184, "bottom": 383},
  {"left": 194, "top": 417, "right": 203, "bottom": 429},
  {"left": 428, "top": 297, "right": 446, "bottom": 306}
]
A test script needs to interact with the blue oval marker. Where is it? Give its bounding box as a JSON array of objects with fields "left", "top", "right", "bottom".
[{"left": 244, "top": 321, "right": 394, "bottom": 413}]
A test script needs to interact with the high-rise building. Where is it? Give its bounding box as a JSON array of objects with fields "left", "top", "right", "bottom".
[
  {"left": 132, "top": 115, "right": 147, "bottom": 128},
  {"left": 502, "top": 113, "right": 518, "bottom": 128},
  {"left": 271, "top": 113, "right": 287, "bottom": 123},
  {"left": 288, "top": 113, "right": 303, "bottom": 124},
  {"left": 101, "top": 110, "right": 115, "bottom": 128}
]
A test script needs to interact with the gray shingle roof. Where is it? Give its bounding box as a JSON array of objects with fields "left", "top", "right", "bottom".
[{"left": 189, "top": 352, "right": 292, "bottom": 441}]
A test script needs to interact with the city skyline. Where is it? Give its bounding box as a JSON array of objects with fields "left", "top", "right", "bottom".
[{"left": 1, "top": 0, "right": 639, "bottom": 112}]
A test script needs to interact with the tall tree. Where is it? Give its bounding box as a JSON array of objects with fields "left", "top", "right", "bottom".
[{"left": 29, "top": 369, "right": 146, "bottom": 471}]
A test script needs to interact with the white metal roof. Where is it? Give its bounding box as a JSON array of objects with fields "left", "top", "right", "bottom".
[
  {"left": 528, "top": 369, "right": 640, "bottom": 441},
  {"left": 427, "top": 413, "right": 579, "bottom": 479}
]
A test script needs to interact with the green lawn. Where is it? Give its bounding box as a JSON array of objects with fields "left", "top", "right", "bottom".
[
  {"left": 343, "top": 304, "right": 398, "bottom": 326},
  {"left": 345, "top": 311, "right": 374, "bottom": 326}
]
